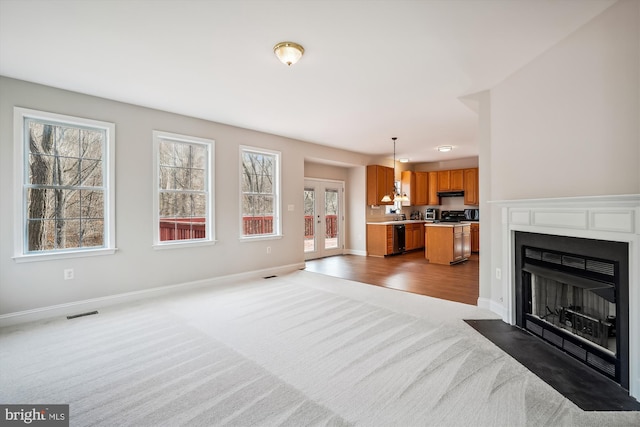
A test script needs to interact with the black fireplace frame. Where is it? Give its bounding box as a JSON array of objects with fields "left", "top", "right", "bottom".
[{"left": 514, "top": 231, "right": 629, "bottom": 389}]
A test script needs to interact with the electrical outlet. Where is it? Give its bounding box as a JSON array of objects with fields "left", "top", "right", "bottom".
[
  {"left": 266, "top": 246, "right": 272, "bottom": 254},
  {"left": 64, "top": 269, "right": 74, "bottom": 280},
  {"left": 495, "top": 268, "right": 501, "bottom": 280}
]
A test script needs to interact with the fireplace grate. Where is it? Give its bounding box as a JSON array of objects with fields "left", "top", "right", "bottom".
[{"left": 525, "top": 316, "right": 617, "bottom": 381}]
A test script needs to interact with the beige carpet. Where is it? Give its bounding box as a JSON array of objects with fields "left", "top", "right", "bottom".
[{"left": 1, "top": 270, "right": 638, "bottom": 426}]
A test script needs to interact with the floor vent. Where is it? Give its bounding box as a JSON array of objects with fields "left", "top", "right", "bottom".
[
  {"left": 67, "top": 311, "right": 98, "bottom": 320},
  {"left": 263, "top": 275, "right": 277, "bottom": 279}
]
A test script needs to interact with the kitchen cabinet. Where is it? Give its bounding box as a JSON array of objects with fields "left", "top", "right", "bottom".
[
  {"left": 366, "top": 224, "right": 393, "bottom": 256},
  {"left": 451, "top": 169, "right": 464, "bottom": 191},
  {"left": 414, "top": 172, "right": 428, "bottom": 206},
  {"left": 437, "top": 170, "right": 450, "bottom": 191},
  {"left": 424, "top": 223, "right": 471, "bottom": 265},
  {"left": 367, "top": 222, "right": 425, "bottom": 256},
  {"left": 470, "top": 222, "right": 479, "bottom": 252},
  {"left": 405, "top": 223, "right": 425, "bottom": 250},
  {"left": 464, "top": 168, "right": 479, "bottom": 205},
  {"left": 400, "top": 171, "right": 415, "bottom": 207},
  {"left": 437, "top": 169, "right": 464, "bottom": 192},
  {"left": 427, "top": 171, "right": 439, "bottom": 205},
  {"left": 367, "top": 165, "right": 394, "bottom": 205},
  {"left": 412, "top": 223, "right": 425, "bottom": 249}
]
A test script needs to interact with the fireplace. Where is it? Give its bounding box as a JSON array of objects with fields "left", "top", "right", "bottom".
[
  {"left": 514, "top": 232, "right": 629, "bottom": 389},
  {"left": 490, "top": 194, "right": 640, "bottom": 401}
]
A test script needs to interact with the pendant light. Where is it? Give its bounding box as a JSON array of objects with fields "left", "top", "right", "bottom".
[{"left": 381, "top": 137, "right": 405, "bottom": 203}]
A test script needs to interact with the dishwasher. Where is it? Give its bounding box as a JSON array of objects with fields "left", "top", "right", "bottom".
[{"left": 392, "top": 224, "right": 406, "bottom": 254}]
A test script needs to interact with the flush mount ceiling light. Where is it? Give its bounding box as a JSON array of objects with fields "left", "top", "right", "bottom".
[
  {"left": 399, "top": 158, "right": 410, "bottom": 163},
  {"left": 273, "top": 42, "right": 304, "bottom": 66},
  {"left": 437, "top": 145, "right": 453, "bottom": 152}
]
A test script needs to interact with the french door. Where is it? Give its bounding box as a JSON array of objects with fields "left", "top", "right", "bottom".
[{"left": 304, "top": 179, "right": 344, "bottom": 260}]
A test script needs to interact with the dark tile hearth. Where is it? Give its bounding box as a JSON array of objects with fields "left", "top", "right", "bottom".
[{"left": 465, "top": 319, "right": 640, "bottom": 411}]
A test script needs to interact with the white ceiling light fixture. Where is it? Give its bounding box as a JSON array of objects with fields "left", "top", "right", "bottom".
[
  {"left": 273, "top": 41, "right": 304, "bottom": 66},
  {"left": 437, "top": 145, "right": 453, "bottom": 152},
  {"left": 399, "top": 158, "right": 410, "bottom": 163}
]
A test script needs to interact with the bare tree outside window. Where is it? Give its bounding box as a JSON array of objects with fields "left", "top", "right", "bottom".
[
  {"left": 25, "top": 119, "right": 105, "bottom": 252},
  {"left": 157, "top": 139, "right": 209, "bottom": 242},
  {"left": 241, "top": 149, "right": 279, "bottom": 236}
]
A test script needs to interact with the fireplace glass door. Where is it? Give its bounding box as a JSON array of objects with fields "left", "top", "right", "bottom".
[
  {"left": 515, "top": 232, "right": 629, "bottom": 388},
  {"left": 529, "top": 273, "right": 616, "bottom": 353}
]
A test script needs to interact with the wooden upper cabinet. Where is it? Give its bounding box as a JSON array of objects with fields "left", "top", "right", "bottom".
[
  {"left": 427, "top": 171, "right": 439, "bottom": 205},
  {"left": 367, "top": 165, "right": 394, "bottom": 205},
  {"left": 450, "top": 169, "right": 464, "bottom": 191},
  {"left": 414, "top": 172, "right": 428, "bottom": 206},
  {"left": 463, "top": 168, "right": 479, "bottom": 205},
  {"left": 437, "top": 169, "right": 464, "bottom": 191},
  {"left": 437, "top": 170, "right": 451, "bottom": 191},
  {"left": 400, "top": 171, "right": 416, "bottom": 207}
]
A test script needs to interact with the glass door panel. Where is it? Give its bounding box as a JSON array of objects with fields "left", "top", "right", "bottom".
[
  {"left": 304, "top": 188, "right": 315, "bottom": 253},
  {"left": 324, "top": 188, "right": 339, "bottom": 250},
  {"left": 304, "top": 179, "right": 343, "bottom": 260}
]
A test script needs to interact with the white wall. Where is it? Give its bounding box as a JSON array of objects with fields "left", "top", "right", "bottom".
[
  {"left": 0, "top": 77, "right": 369, "bottom": 317},
  {"left": 486, "top": 0, "right": 639, "bottom": 306},
  {"left": 491, "top": 0, "right": 639, "bottom": 201}
]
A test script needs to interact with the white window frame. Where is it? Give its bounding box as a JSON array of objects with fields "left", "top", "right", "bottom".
[
  {"left": 239, "top": 146, "right": 282, "bottom": 241},
  {"left": 13, "top": 107, "right": 116, "bottom": 262},
  {"left": 152, "top": 131, "right": 215, "bottom": 248}
]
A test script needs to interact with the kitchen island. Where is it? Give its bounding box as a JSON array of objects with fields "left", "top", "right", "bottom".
[
  {"left": 424, "top": 222, "right": 471, "bottom": 265},
  {"left": 366, "top": 220, "right": 426, "bottom": 256}
]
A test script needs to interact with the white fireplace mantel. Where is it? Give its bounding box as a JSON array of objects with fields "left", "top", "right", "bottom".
[{"left": 491, "top": 194, "right": 640, "bottom": 401}]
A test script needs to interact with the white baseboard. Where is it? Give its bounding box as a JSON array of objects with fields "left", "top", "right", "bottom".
[
  {"left": 344, "top": 249, "right": 367, "bottom": 256},
  {"left": 0, "top": 262, "right": 305, "bottom": 328},
  {"left": 477, "top": 297, "right": 507, "bottom": 320}
]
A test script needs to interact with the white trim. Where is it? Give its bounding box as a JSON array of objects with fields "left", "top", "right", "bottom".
[
  {"left": 0, "top": 262, "right": 305, "bottom": 328},
  {"left": 304, "top": 178, "right": 345, "bottom": 260},
  {"left": 345, "top": 249, "right": 367, "bottom": 256},
  {"left": 152, "top": 130, "right": 215, "bottom": 247},
  {"left": 13, "top": 107, "right": 116, "bottom": 261},
  {"left": 477, "top": 297, "right": 506, "bottom": 319},
  {"left": 12, "top": 248, "right": 118, "bottom": 263},
  {"left": 493, "top": 194, "right": 640, "bottom": 401},
  {"left": 152, "top": 240, "right": 218, "bottom": 250}
]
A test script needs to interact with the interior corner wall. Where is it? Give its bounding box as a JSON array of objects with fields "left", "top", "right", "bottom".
[
  {"left": 491, "top": 0, "right": 639, "bottom": 201},
  {"left": 0, "top": 77, "right": 366, "bottom": 317},
  {"left": 487, "top": 0, "right": 639, "bottom": 308}
]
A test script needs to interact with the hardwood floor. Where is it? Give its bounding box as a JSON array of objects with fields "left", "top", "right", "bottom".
[{"left": 304, "top": 250, "right": 479, "bottom": 305}]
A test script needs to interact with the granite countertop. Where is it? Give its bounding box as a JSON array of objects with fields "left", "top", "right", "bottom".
[{"left": 366, "top": 220, "right": 427, "bottom": 225}]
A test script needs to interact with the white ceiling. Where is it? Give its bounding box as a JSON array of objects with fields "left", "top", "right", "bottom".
[{"left": 0, "top": 0, "right": 616, "bottom": 163}]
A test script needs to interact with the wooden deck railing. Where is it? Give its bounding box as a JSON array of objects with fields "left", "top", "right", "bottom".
[
  {"left": 160, "top": 215, "right": 338, "bottom": 241},
  {"left": 305, "top": 215, "right": 338, "bottom": 238},
  {"left": 159, "top": 218, "right": 206, "bottom": 241}
]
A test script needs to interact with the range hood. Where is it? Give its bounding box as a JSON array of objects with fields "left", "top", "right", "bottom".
[{"left": 437, "top": 190, "right": 464, "bottom": 197}]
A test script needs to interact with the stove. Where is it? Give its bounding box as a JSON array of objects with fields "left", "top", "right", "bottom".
[{"left": 440, "top": 210, "right": 466, "bottom": 222}]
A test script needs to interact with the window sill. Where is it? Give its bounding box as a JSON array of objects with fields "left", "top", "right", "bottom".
[
  {"left": 153, "top": 239, "right": 218, "bottom": 250},
  {"left": 239, "top": 234, "right": 283, "bottom": 242},
  {"left": 13, "top": 248, "right": 118, "bottom": 263}
]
